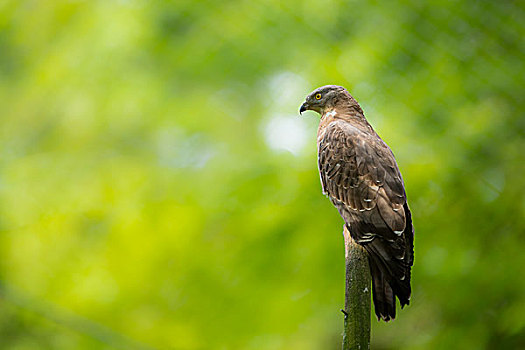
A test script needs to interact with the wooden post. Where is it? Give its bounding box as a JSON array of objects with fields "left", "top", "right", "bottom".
[{"left": 342, "top": 226, "right": 371, "bottom": 350}]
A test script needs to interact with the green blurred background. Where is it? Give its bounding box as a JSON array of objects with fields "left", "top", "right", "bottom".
[{"left": 1, "top": 1, "right": 524, "bottom": 349}]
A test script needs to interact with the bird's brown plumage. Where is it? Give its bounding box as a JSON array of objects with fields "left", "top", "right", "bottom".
[{"left": 300, "top": 85, "right": 414, "bottom": 321}]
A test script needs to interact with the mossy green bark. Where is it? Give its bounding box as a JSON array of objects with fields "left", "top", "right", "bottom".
[{"left": 342, "top": 226, "right": 371, "bottom": 350}]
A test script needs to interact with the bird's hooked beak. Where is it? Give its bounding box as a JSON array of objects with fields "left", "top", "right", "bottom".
[{"left": 299, "top": 102, "right": 309, "bottom": 115}]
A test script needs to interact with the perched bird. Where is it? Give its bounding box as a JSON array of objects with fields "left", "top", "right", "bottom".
[{"left": 300, "top": 85, "right": 414, "bottom": 321}]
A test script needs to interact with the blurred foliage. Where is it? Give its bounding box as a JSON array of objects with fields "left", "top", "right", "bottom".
[{"left": 0, "top": 0, "right": 524, "bottom": 349}]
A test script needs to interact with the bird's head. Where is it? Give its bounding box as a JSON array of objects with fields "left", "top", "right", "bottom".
[{"left": 299, "top": 85, "right": 349, "bottom": 115}]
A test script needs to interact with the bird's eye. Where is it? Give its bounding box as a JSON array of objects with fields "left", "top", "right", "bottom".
[{"left": 315, "top": 93, "right": 322, "bottom": 100}]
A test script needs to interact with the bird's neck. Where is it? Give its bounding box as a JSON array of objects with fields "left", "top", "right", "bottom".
[{"left": 321, "top": 102, "right": 372, "bottom": 131}]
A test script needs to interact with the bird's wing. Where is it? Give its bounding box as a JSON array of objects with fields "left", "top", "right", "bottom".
[
  {"left": 318, "top": 119, "right": 406, "bottom": 234},
  {"left": 318, "top": 119, "right": 414, "bottom": 318}
]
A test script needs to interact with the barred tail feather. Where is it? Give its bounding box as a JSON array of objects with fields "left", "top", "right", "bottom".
[
  {"left": 366, "top": 203, "right": 414, "bottom": 321},
  {"left": 369, "top": 258, "right": 396, "bottom": 321}
]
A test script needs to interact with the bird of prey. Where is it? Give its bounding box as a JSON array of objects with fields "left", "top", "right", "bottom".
[{"left": 300, "top": 85, "right": 414, "bottom": 321}]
